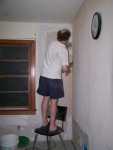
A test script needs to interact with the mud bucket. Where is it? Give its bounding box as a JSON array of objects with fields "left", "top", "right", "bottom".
[{"left": 0, "top": 134, "right": 18, "bottom": 150}]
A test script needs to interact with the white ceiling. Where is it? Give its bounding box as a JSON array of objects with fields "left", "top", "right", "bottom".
[{"left": 0, "top": 0, "right": 84, "bottom": 23}]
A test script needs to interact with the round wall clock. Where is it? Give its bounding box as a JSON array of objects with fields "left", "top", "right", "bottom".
[{"left": 91, "top": 12, "right": 102, "bottom": 39}]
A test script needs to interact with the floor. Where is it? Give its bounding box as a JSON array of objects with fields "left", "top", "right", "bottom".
[{"left": 18, "top": 140, "right": 76, "bottom": 150}]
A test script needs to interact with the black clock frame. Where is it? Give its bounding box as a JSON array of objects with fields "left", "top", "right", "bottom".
[{"left": 91, "top": 12, "right": 102, "bottom": 39}]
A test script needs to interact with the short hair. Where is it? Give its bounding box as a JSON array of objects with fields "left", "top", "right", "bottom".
[{"left": 57, "top": 29, "right": 71, "bottom": 41}]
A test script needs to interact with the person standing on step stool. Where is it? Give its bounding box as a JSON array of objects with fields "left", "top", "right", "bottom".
[{"left": 37, "top": 29, "right": 72, "bottom": 133}]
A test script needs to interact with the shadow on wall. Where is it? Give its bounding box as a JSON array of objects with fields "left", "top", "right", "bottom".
[{"left": 72, "top": 119, "right": 89, "bottom": 150}]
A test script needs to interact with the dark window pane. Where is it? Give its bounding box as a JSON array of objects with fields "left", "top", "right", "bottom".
[
  {"left": 0, "top": 93, "right": 28, "bottom": 107},
  {"left": 0, "top": 40, "right": 35, "bottom": 114},
  {"left": 0, "top": 62, "right": 28, "bottom": 75},
  {"left": 0, "top": 78, "right": 28, "bottom": 91},
  {"left": 0, "top": 46, "right": 28, "bottom": 59}
]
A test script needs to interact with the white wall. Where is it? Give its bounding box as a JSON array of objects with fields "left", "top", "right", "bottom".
[
  {"left": 72, "top": 0, "right": 113, "bottom": 149},
  {"left": 0, "top": 21, "right": 72, "bottom": 140}
]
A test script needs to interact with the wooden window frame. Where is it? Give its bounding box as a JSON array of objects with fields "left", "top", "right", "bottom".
[{"left": 0, "top": 40, "right": 36, "bottom": 115}]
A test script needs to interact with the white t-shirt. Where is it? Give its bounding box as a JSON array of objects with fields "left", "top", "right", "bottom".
[{"left": 41, "top": 41, "right": 68, "bottom": 79}]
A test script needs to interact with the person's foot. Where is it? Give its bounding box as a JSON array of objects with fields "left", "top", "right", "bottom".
[
  {"left": 49, "top": 126, "right": 57, "bottom": 132},
  {"left": 48, "top": 126, "right": 62, "bottom": 135},
  {"left": 38, "top": 122, "right": 50, "bottom": 131}
]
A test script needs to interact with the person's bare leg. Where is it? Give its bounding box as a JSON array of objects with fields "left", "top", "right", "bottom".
[
  {"left": 49, "top": 99, "right": 57, "bottom": 130},
  {"left": 41, "top": 96, "right": 49, "bottom": 126}
]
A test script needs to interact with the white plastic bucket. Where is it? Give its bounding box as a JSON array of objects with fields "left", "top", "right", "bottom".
[{"left": 0, "top": 134, "right": 18, "bottom": 150}]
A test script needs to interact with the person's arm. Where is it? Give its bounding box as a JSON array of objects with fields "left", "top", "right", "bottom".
[
  {"left": 59, "top": 45, "right": 73, "bottom": 76},
  {"left": 62, "top": 65, "right": 70, "bottom": 76},
  {"left": 62, "top": 62, "right": 73, "bottom": 76}
]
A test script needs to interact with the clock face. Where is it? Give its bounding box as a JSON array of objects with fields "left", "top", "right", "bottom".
[{"left": 91, "top": 12, "right": 102, "bottom": 39}]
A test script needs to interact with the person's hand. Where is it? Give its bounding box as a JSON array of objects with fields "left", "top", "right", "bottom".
[
  {"left": 62, "top": 64, "right": 72, "bottom": 76},
  {"left": 64, "top": 68, "right": 71, "bottom": 76}
]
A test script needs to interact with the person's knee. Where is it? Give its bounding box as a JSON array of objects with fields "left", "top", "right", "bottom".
[
  {"left": 50, "top": 99, "right": 57, "bottom": 106},
  {"left": 42, "top": 96, "right": 48, "bottom": 102}
]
